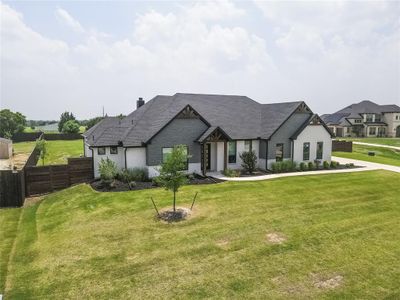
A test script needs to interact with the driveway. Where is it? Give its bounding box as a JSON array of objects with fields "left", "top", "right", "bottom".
[{"left": 209, "top": 156, "right": 400, "bottom": 181}]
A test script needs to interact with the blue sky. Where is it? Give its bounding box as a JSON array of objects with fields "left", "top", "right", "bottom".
[{"left": 1, "top": 1, "right": 399, "bottom": 119}]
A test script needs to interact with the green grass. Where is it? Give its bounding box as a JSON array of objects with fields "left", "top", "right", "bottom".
[
  {"left": 13, "top": 140, "right": 83, "bottom": 165},
  {"left": 2, "top": 170, "right": 400, "bottom": 298},
  {"left": 0, "top": 208, "right": 21, "bottom": 292},
  {"left": 334, "top": 144, "right": 400, "bottom": 166},
  {"left": 338, "top": 138, "right": 400, "bottom": 147}
]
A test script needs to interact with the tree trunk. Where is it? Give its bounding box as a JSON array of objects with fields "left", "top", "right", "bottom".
[{"left": 173, "top": 190, "right": 176, "bottom": 212}]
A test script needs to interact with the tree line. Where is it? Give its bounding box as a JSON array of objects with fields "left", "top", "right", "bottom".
[{"left": 0, "top": 109, "right": 106, "bottom": 138}]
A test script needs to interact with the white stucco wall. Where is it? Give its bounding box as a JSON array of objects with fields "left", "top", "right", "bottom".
[
  {"left": 216, "top": 142, "right": 225, "bottom": 171},
  {"left": 93, "top": 146, "right": 125, "bottom": 177},
  {"left": 293, "top": 125, "right": 332, "bottom": 164},
  {"left": 227, "top": 140, "right": 262, "bottom": 169},
  {"left": 126, "top": 147, "right": 146, "bottom": 169},
  {"left": 84, "top": 143, "right": 92, "bottom": 157},
  {"left": 148, "top": 163, "right": 202, "bottom": 178}
]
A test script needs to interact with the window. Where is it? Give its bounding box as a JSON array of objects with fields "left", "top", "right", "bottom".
[
  {"left": 396, "top": 115, "right": 399, "bottom": 120},
  {"left": 98, "top": 147, "right": 105, "bottom": 155},
  {"left": 354, "top": 119, "right": 362, "bottom": 124},
  {"left": 375, "top": 114, "right": 381, "bottom": 122},
  {"left": 316, "top": 142, "right": 323, "bottom": 160},
  {"left": 366, "top": 114, "right": 373, "bottom": 122},
  {"left": 369, "top": 127, "right": 376, "bottom": 135},
  {"left": 228, "top": 141, "right": 236, "bottom": 163},
  {"left": 162, "top": 147, "right": 173, "bottom": 163},
  {"left": 275, "top": 143, "right": 283, "bottom": 162},
  {"left": 162, "top": 146, "right": 188, "bottom": 170},
  {"left": 244, "top": 140, "right": 252, "bottom": 152},
  {"left": 110, "top": 147, "right": 118, "bottom": 154},
  {"left": 303, "top": 142, "right": 310, "bottom": 161}
]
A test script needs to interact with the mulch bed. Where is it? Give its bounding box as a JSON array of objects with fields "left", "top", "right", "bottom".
[{"left": 91, "top": 175, "right": 224, "bottom": 192}]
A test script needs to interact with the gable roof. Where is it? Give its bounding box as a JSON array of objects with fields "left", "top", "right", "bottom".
[
  {"left": 291, "top": 114, "right": 334, "bottom": 139},
  {"left": 84, "top": 93, "right": 307, "bottom": 147},
  {"left": 321, "top": 100, "right": 400, "bottom": 126}
]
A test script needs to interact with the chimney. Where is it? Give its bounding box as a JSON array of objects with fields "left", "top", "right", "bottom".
[{"left": 137, "top": 97, "right": 145, "bottom": 109}]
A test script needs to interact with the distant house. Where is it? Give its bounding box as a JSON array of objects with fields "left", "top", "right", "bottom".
[
  {"left": 0, "top": 137, "right": 13, "bottom": 159},
  {"left": 83, "top": 93, "right": 332, "bottom": 177},
  {"left": 321, "top": 100, "right": 400, "bottom": 138}
]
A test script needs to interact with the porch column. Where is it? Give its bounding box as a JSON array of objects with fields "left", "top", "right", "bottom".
[
  {"left": 202, "top": 143, "right": 206, "bottom": 176},
  {"left": 223, "top": 140, "right": 227, "bottom": 170}
]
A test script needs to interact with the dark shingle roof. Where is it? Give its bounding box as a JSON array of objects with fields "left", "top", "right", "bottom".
[
  {"left": 322, "top": 100, "right": 400, "bottom": 127},
  {"left": 84, "top": 93, "right": 306, "bottom": 147}
]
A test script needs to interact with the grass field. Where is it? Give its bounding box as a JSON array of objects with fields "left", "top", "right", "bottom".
[
  {"left": 338, "top": 138, "right": 400, "bottom": 147},
  {"left": 333, "top": 144, "right": 400, "bottom": 166},
  {"left": 1, "top": 170, "right": 400, "bottom": 298},
  {"left": 13, "top": 140, "right": 83, "bottom": 165}
]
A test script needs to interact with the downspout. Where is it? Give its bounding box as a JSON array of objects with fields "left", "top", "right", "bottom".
[{"left": 124, "top": 148, "right": 127, "bottom": 169}]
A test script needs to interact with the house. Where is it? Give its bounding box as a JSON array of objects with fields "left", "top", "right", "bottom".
[
  {"left": 0, "top": 137, "right": 13, "bottom": 159},
  {"left": 321, "top": 100, "right": 400, "bottom": 138},
  {"left": 83, "top": 93, "right": 333, "bottom": 177}
]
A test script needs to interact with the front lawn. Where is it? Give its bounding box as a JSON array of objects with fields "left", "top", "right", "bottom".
[
  {"left": 13, "top": 140, "right": 83, "bottom": 165},
  {"left": 2, "top": 170, "right": 400, "bottom": 298},
  {"left": 338, "top": 137, "right": 400, "bottom": 147},
  {"left": 333, "top": 144, "right": 400, "bottom": 166}
]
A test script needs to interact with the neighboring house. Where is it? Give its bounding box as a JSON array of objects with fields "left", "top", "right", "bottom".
[
  {"left": 83, "top": 93, "right": 332, "bottom": 177},
  {"left": 321, "top": 100, "right": 400, "bottom": 138},
  {"left": 0, "top": 137, "right": 12, "bottom": 159}
]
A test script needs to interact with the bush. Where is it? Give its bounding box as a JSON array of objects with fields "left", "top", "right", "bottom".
[
  {"left": 330, "top": 161, "right": 338, "bottom": 168},
  {"left": 62, "top": 120, "right": 80, "bottom": 133},
  {"left": 271, "top": 161, "right": 297, "bottom": 173},
  {"left": 323, "top": 161, "right": 330, "bottom": 169},
  {"left": 239, "top": 150, "right": 257, "bottom": 174},
  {"left": 299, "top": 162, "right": 307, "bottom": 171},
  {"left": 119, "top": 167, "right": 149, "bottom": 183},
  {"left": 98, "top": 158, "right": 118, "bottom": 187},
  {"left": 222, "top": 168, "right": 240, "bottom": 177},
  {"left": 314, "top": 160, "right": 321, "bottom": 169},
  {"left": 308, "top": 162, "right": 315, "bottom": 170}
]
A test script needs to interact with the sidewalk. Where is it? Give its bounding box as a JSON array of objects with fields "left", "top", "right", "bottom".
[
  {"left": 352, "top": 141, "right": 400, "bottom": 151},
  {"left": 208, "top": 156, "right": 400, "bottom": 181}
]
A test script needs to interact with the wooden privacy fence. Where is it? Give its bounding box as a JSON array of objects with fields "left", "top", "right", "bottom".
[
  {"left": 0, "top": 170, "right": 25, "bottom": 207},
  {"left": 332, "top": 140, "right": 353, "bottom": 152},
  {"left": 11, "top": 132, "right": 82, "bottom": 142},
  {"left": 25, "top": 157, "right": 93, "bottom": 196}
]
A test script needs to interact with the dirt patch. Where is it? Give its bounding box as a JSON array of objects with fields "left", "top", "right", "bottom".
[
  {"left": 312, "top": 274, "right": 343, "bottom": 289},
  {"left": 216, "top": 238, "right": 230, "bottom": 247},
  {"left": 158, "top": 207, "right": 191, "bottom": 223},
  {"left": 266, "top": 232, "right": 287, "bottom": 244},
  {"left": 24, "top": 196, "right": 44, "bottom": 207}
]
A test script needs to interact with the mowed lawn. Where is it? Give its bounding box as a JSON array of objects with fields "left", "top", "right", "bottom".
[
  {"left": 333, "top": 144, "right": 400, "bottom": 166},
  {"left": 13, "top": 140, "right": 83, "bottom": 165},
  {"left": 1, "top": 170, "right": 400, "bottom": 299},
  {"left": 338, "top": 138, "right": 400, "bottom": 147}
]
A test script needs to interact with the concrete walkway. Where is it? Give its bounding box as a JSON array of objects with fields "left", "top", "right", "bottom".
[
  {"left": 353, "top": 141, "right": 400, "bottom": 151},
  {"left": 208, "top": 156, "right": 400, "bottom": 181}
]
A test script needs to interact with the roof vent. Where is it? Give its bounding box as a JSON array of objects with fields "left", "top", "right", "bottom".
[{"left": 137, "top": 97, "right": 145, "bottom": 109}]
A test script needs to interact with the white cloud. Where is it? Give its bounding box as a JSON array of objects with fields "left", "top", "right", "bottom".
[
  {"left": 0, "top": 1, "right": 399, "bottom": 119},
  {"left": 55, "top": 8, "right": 85, "bottom": 33}
]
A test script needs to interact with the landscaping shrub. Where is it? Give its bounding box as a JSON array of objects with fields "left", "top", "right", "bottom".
[
  {"left": 330, "top": 161, "right": 338, "bottom": 168},
  {"left": 299, "top": 162, "right": 307, "bottom": 171},
  {"left": 119, "top": 167, "right": 149, "bottom": 182},
  {"left": 323, "top": 161, "right": 330, "bottom": 169},
  {"left": 315, "top": 160, "right": 321, "bottom": 169},
  {"left": 272, "top": 161, "right": 297, "bottom": 173},
  {"left": 98, "top": 158, "right": 118, "bottom": 187},
  {"left": 308, "top": 162, "right": 315, "bottom": 170},
  {"left": 239, "top": 150, "right": 257, "bottom": 174},
  {"left": 222, "top": 168, "right": 240, "bottom": 177}
]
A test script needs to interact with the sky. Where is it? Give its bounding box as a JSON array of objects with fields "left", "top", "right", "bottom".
[{"left": 1, "top": 0, "right": 399, "bottom": 120}]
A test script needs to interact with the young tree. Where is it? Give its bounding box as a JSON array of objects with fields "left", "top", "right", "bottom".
[
  {"left": 36, "top": 139, "right": 48, "bottom": 166},
  {"left": 239, "top": 150, "right": 257, "bottom": 174},
  {"left": 155, "top": 145, "right": 190, "bottom": 212},
  {"left": 58, "top": 112, "right": 76, "bottom": 132},
  {"left": 62, "top": 120, "right": 80, "bottom": 133},
  {"left": 0, "top": 109, "right": 26, "bottom": 138}
]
